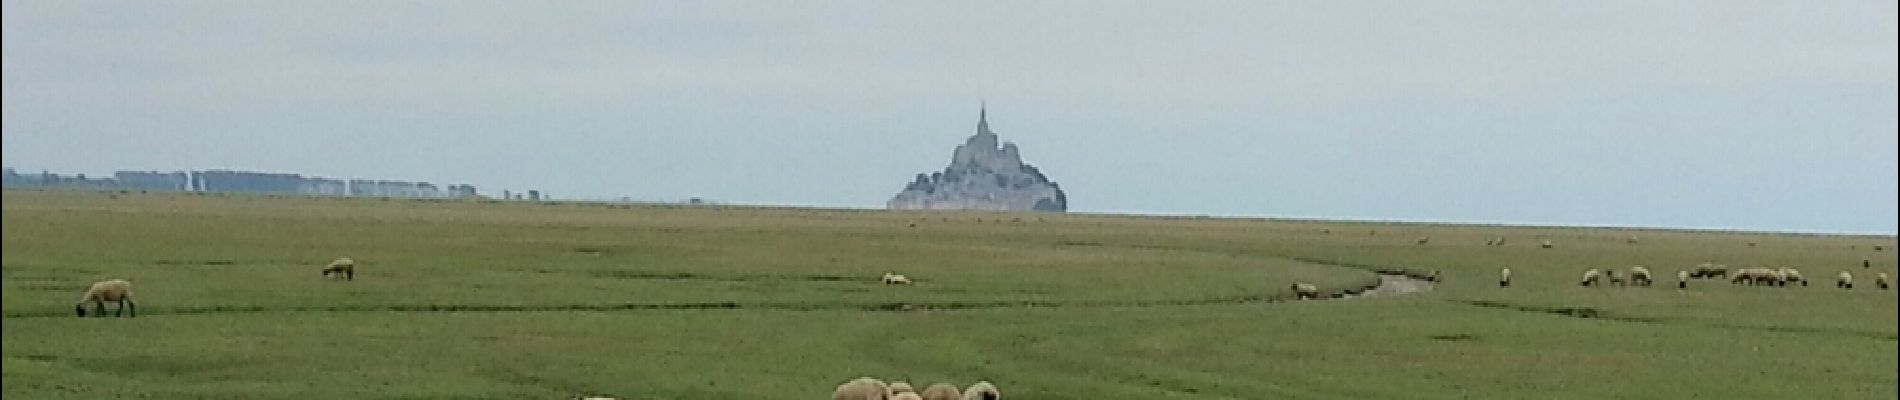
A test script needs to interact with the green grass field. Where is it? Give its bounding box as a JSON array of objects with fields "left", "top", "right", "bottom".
[{"left": 3, "top": 189, "right": 1895, "bottom": 399}]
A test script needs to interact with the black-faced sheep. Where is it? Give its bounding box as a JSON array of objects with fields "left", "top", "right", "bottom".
[
  {"left": 1629, "top": 266, "right": 1653, "bottom": 287},
  {"left": 322, "top": 257, "right": 355, "bottom": 280},
  {"left": 920, "top": 383, "right": 962, "bottom": 400},
  {"left": 1677, "top": 270, "right": 1689, "bottom": 289},
  {"left": 833, "top": 377, "right": 891, "bottom": 400},
  {"left": 74, "top": 279, "right": 135, "bottom": 318},
  {"left": 883, "top": 273, "right": 913, "bottom": 285},
  {"left": 1291, "top": 283, "right": 1319, "bottom": 300},
  {"left": 1499, "top": 268, "right": 1512, "bottom": 288},
  {"left": 1878, "top": 273, "right": 1890, "bottom": 290},
  {"left": 1581, "top": 269, "right": 1602, "bottom": 287},
  {"left": 1837, "top": 271, "right": 1853, "bottom": 289},
  {"left": 962, "top": 381, "right": 1000, "bottom": 400}
]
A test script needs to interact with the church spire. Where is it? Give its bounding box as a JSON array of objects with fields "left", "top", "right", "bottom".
[{"left": 976, "top": 102, "right": 991, "bottom": 135}]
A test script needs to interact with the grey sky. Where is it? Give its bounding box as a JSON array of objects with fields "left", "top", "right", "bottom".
[{"left": 4, "top": 1, "right": 1895, "bottom": 234}]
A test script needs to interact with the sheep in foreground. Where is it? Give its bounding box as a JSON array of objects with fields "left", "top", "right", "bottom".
[
  {"left": 1291, "top": 283, "right": 1320, "bottom": 300},
  {"left": 1677, "top": 270, "right": 1689, "bottom": 289},
  {"left": 889, "top": 382, "right": 915, "bottom": 394},
  {"left": 1629, "top": 266, "right": 1653, "bottom": 287},
  {"left": 1580, "top": 269, "right": 1602, "bottom": 287},
  {"left": 1778, "top": 268, "right": 1806, "bottom": 287},
  {"left": 833, "top": 377, "right": 891, "bottom": 400},
  {"left": 962, "top": 381, "right": 1000, "bottom": 400},
  {"left": 1837, "top": 271, "right": 1853, "bottom": 289},
  {"left": 920, "top": 383, "right": 962, "bottom": 400},
  {"left": 1878, "top": 273, "right": 1890, "bottom": 290},
  {"left": 892, "top": 393, "right": 922, "bottom": 400},
  {"left": 1499, "top": 268, "right": 1512, "bottom": 288},
  {"left": 883, "top": 273, "right": 912, "bottom": 285},
  {"left": 75, "top": 279, "right": 136, "bottom": 318},
  {"left": 322, "top": 257, "right": 355, "bottom": 280}
]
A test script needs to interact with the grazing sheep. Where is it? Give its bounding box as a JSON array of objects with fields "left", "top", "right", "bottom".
[
  {"left": 1690, "top": 263, "right": 1729, "bottom": 279},
  {"left": 920, "top": 384, "right": 962, "bottom": 400},
  {"left": 1864, "top": 258, "right": 1872, "bottom": 269},
  {"left": 1494, "top": 237, "right": 1507, "bottom": 246},
  {"left": 1541, "top": 240, "right": 1554, "bottom": 249},
  {"left": 1321, "top": 228, "right": 1332, "bottom": 234},
  {"left": 892, "top": 393, "right": 923, "bottom": 400},
  {"left": 1878, "top": 273, "right": 1890, "bottom": 290},
  {"left": 889, "top": 382, "right": 915, "bottom": 394},
  {"left": 962, "top": 381, "right": 1000, "bottom": 400},
  {"left": 74, "top": 279, "right": 135, "bottom": 318},
  {"left": 883, "top": 273, "right": 913, "bottom": 285},
  {"left": 1677, "top": 270, "right": 1689, "bottom": 289},
  {"left": 833, "top": 377, "right": 891, "bottom": 400},
  {"left": 1629, "top": 266, "right": 1653, "bottom": 287},
  {"left": 1581, "top": 269, "right": 1602, "bottom": 287},
  {"left": 1779, "top": 268, "right": 1806, "bottom": 286},
  {"left": 1499, "top": 268, "right": 1512, "bottom": 288},
  {"left": 1484, "top": 238, "right": 1496, "bottom": 246},
  {"left": 322, "top": 257, "right": 355, "bottom": 281},
  {"left": 1627, "top": 236, "right": 1640, "bottom": 244},
  {"left": 1837, "top": 271, "right": 1853, "bottom": 289},
  {"left": 1291, "top": 283, "right": 1320, "bottom": 300},
  {"left": 1876, "top": 245, "right": 1885, "bottom": 252},
  {"left": 1426, "top": 270, "right": 1441, "bottom": 282},
  {"left": 1747, "top": 242, "right": 1758, "bottom": 247},
  {"left": 1416, "top": 236, "right": 1430, "bottom": 245},
  {"left": 1731, "top": 268, "right": 1782, "bottom": 286}
]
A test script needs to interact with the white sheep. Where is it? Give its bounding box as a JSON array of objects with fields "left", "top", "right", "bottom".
[
  {"left": 1837, "top": 271, "right": 1853, "bottom": 289},
  {"left": 889, "top": 381, "right": 915, "bottom": 394},
  {"left": 74, "top": 279, "right": 136, "bottom": 318},
  {"left": 1626, "top": 236, "right": 1640, "bottom": 244},
  {"left": 833, "top": 377, "right": 891, "bottom": 400},
  {"left": 1580, "top": 269, "right": 1602, "bottom": 287},
  {"left": 892, "top": 393, "right": 923, "bottom": 400},
  {"left": 962, "top": 381, "right": 1000, "bottom": 400},
  {"left": 883, "top": 273, "right": 913, "bottom": 285},
  {"left": 322, "top": 257, "right": 356, "bottom": 281},
  {"left": 1499, "top": 268, "right": 1512, "bottom": 288},
  {"left": 1291, "top": 283, "right": 1320, "bottom": 300},
  {"left": 1878, "top": 273, "right": 1890, "bottom": 290},
  {"left": 1677, "top": 270, "right": 1689, "bottom": 289},
  {"left": 1690, "top": 263, "right": 1728, "bottom": 279},
  {"left": 920, "top": 383, "right": 962, "bottom": 400},
  {"left": 1778, "top": 268, "right": 1806, "bottom": 287},
  {"left": 1541, "top": 240, "right": 1554, "bottom": 249},
  {"left": 1606, "top": 269, "right": 1626, "bottom": 286},
  {"left": 1629, "top": 266, "right": 1653, "bottom": 287}
]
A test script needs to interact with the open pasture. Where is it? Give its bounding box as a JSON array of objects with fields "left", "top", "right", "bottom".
[{"left": 3, "top": 189, "right": 1895, "bottom": 399}]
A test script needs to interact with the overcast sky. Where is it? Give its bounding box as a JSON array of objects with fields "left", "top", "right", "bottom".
[{"left": 4, "top": 1, "right": 1895, "bottom": 234}]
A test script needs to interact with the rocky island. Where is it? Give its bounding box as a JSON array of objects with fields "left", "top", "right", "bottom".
[{"left": 887, "top": 107, "right": 1068, "bottom": 212}]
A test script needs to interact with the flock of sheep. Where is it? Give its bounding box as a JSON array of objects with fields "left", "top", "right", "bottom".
[
  {"left": 833, "top": 377, "right": 999, "bottom": 400},
  {"left": 72, "top": 257, "right": 357, "bottom": 318},
  {"left": 1487, "top": 261, "right": 1891, "bottom": 290}
]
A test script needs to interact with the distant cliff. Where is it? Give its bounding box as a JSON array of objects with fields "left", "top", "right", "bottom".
[{"left": 887, "top": 108, "right": 1067, "bottom": 212}]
